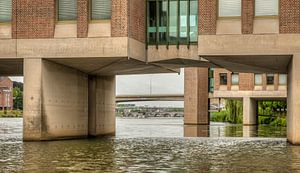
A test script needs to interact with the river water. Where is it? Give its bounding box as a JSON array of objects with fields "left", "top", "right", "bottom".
[{"left": 0, "top": 118, "right": 299, "bottom": 172}]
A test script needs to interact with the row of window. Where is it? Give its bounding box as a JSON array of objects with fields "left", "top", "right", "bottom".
[
  {"left": 220, "top": 73, "right": 287, "bottom": 86},
  {"left": 0, "top": 0, "right": 111, "bottom": 23},
  {"left": 147, "top": 0, "right": 198, "bottom": 45},
  {"left": 219, "top": 0, "right": 278, "bottom": 17}
]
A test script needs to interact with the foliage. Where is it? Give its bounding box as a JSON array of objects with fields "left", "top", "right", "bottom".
[
  {"left": 0, "top": 110, "right": 23, "bottom": 118},
  {"left": 13, "top": 87, "right": 23, "bottom": 110},
  {"left": 211, "top": 100, "right": 287, "bottom": 127}
]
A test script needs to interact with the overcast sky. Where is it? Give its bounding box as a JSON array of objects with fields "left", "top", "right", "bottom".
[{"left": 9, "top": 69, "right": 184, "bottom": 107}]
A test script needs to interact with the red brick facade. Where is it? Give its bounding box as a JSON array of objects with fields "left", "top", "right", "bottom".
[
  {"left": 199, "top": 0, "right": 217, "bottom": 35},
  {"left": 111, "top": 0, "right": 128, "bottom": 37},
  {"left": 77, "top": 0, "right": 89, "bottom": 38},
  {"left": 214, "top": 68, "right": 284, "bottom": 91},
  {"left": 129, "top": 0, "right": 146, "bottom": 43},
  {"left": 279, "top": 0, "right": 300, "bottom": 33},
  {"left": 12, "top": 0, "right": 56, "bottom": 39},
  {"left": 0, "top": 77, "right": 13, "bottom": 110},
  {"left": 241, "top": 0, "right": 254, "bottom": 34}
]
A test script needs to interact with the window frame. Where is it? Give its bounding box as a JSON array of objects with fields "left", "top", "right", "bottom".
[
  {"left": 231, "top": 73, "right": 239, "bottom": 85},
  {"left": 218, "top": 0, "right": 242, "bottom": 19},
  {"left": 56, "top": 0, "right": 78, "bottom": 22},
  {"left": 254, "top": 73, "right": 263, "bottom": 86},
  {"left": 254, "top": 0, "right": 279, "bottom": 18},
  {"left": 90, "top": 0, "right": 112, "bottom": 21},
  {"left": 266, "top": 74, "right": 275, "bottom": 85},
  {"left": 220, "top": 73, "right": 228, "bottom": 85},
  {"left": 146, "top": 0, "right": 198, "bottom": 47},
  {"left": 0, "top": 0, "right": 12, "bottom": 23},
  {"left": 279, "top": 74, "right": 287, "bottom": 86}
]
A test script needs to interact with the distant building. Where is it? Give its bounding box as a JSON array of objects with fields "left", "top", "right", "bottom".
[{"left": 0, "top": 77, "right": 13, "bottom": 110}]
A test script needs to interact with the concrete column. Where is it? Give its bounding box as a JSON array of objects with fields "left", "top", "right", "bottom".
[
  {"left": 184, "top": 125, "right": 209, "bottom": 137},
  {"left": 184, "top": 68, "right": 209, "bottom": 125},
  {"left": 243, "top": 97, "right": 257, "bottom": 125},
  {"left": 88, "top": 75, "right": 115, "bottom": 137},
  {"left": 23, "top": 59, "right": 89, "bottom": 141},
  {"left": 287, "top": 54, "right": 300, "bottom": 144}
]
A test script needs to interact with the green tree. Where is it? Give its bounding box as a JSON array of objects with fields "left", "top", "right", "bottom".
[{"left": 13, "top": 87, "right": 23, "bottom": 110}]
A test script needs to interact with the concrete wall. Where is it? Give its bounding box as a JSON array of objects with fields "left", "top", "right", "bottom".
[
  {"left": 287, "top": 55, "right": 300, "bottom": 144},
  {"left": 89, "top": 76, "right": 116, "bottom": 136},
  {"left": 23, "top": 59, "right": 89, "bottom": 141}
]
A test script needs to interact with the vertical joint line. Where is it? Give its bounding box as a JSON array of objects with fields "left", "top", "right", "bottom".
[
  {"left": 167, "top": 0, "right": 170, "bottom": 49},
  {"left": 177, "top": 0, "right": 180, "bottom": 49},
  {"left": 156, "top": 0, "right": 159, "bottom": 49},
  {"left": 146, "top": 0, "right": 148, "bottom": 50},
  {"left": 187, "top": 0, "right": 190, "bottom": 49}
]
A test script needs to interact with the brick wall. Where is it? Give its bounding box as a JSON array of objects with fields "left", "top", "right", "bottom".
[
  {"left": 12, "top": 0, "right": 56, "bottom": 39},
  {"left": 0, "top": 78, "right": 14, "bottom": 108},
  {"left": 214, "top": 68, "right": 231, "bottom": 90},
  {"left": 129, "top": 0, "right": 145, "bottom": 43},
  {"left": 77, "top": 0, "right": 89, "bottom": 38},
  {"left": 199, "top": 0, "right": 217, "bottom": 35},
  {"left": 112, "top": 0, "right": 128, "bottom": 37},
  {"left": 280, "top": 0, "right": 300, "bottom": 33},
  {"left": 239, "top": 73, "right": 254, "bottom": 90},
  {"left": 242, "top": 0, "right": 254, "bottom": 34}
]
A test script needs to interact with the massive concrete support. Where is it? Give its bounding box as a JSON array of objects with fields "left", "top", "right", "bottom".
[
  {"left": 23, "top": 59, "right": 89, "bottom": 141},
  {"left": 243, "top": 97, "right": 257, "bottom": 125},
  {"left": 88, "top": 76, "right": 116, "bottom": 137},
  {"left": 184, "top": 68, "right": 209, "bottom": 125},
  {"left": 287, "top": 55, "right": 300, "bottom": 144}
]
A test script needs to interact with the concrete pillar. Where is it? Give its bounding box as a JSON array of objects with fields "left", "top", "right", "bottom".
[
  {"left": 243, "top": 97, "right": 257, "bottom": 125},
  {"left": 287, "top": 54, "right": 300, "bottom": 144},
  {"left": 184, "top": 68, "right": 209, "bottom": 125},
  {"left": 23, "top": 59, "right": 89, "bottom": 141},
  {"left": 88, "top": 75, "right": 115, "bottom": 137}
]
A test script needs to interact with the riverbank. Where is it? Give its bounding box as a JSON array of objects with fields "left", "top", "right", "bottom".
[
  {"left": 210, "top": 110, "right": 286, "bottom": 127},
  {"left": 0, "top": 110, "right": 22, "bottom": 118}
]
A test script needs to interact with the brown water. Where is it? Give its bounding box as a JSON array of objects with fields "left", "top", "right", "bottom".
[{"left": 1, "top": 118, "right": 299, "bottom": 173}]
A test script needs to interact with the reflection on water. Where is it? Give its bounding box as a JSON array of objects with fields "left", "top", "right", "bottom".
[{"left": 0, "top": 117, "right": 298, "bottom": 172}]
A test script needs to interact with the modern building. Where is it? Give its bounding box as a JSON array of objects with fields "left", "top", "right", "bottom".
[
  {"left": 0, "top": 0, "right": 299, "bottom": 144},
  {"left": 0, "top": 77, "right": 13, "bottom": 110},
  {"left": 209, "top": 68, "right": 287, "bottom": 125}
]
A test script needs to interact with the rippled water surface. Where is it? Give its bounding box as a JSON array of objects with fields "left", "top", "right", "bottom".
[{"left": 1, "top": 118, "right": 299, "bottom": 172}]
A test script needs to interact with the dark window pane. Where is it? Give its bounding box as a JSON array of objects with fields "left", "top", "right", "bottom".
[
  {"left": 267, "top": 74, "right": 274, "bottom": 85},
  {"left": 220, "top": 73, "right": 227, "bottom": 85},
  {"left": 148, "top": 1, "right": 157, "bottom": 44}
]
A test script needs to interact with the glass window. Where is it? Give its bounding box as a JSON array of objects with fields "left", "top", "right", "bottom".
[
  {"left": 179, "top": 0, "right": 188, "bottom": 43},
  {"left": 231, "top": 73, "right": 239, "bottom": 85},
  {"left": 148, "top": 1, "right": 157, "bottom": 44},
  {"left": 267, "top": 74, "right": 274, "bottom": 85},
  {"left": 0, "top": 0, "right": 12, "bottom": 22},
  {"left": 255, "top": 0, "right": 278, "bottom": 16},
  {"left": 147, "top": 0, "right": 198, "bottom": 45},
  {"left": 91, "top": 0, "right": 111, "bottom": 20},
  {"left": 158, "top": 0, "right": 168, "bottom": 43},
  {"left": 220, "top": 73, "right": 227, "bottom": 85},
  {"left": 255, "top": 74, "right": 262, "bottom": 85},
  {"left": 190, "top": 0, "right": 198, "bottom": 42},
  {"left": 169, "top": 0, "right": 178, "bottom": 44},
  {"left": 58, "top": 0, "right": 77, "bottom": 21},
  {"left": 279, "top": 74, "right": 287, "bottom": 85},
  {"left": 219, "top": 0, "right": 241, "bottom": 17}
]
